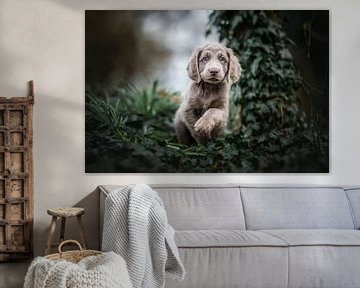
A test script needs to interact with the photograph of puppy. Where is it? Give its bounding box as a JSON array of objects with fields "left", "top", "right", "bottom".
[
  {"left": 175, "top": 43, "right": 241, "bottom": 145},
  {"left": 85, "top": 10, "right": 329, "bottom": 173}
]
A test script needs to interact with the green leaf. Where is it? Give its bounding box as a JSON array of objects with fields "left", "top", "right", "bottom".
[{"left": 250, "top": 57, "right": 262, "bottom": 75}]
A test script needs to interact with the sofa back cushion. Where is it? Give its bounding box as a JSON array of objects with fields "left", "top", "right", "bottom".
[
  {"left": 153, "top": 186, "right": 246, "bottom": 230},
  {"left": 240, "top": 187, "right": 355, "bottom": 230},
  {"left": 345, "top": 188, "right": 360, "bottom": 229}
]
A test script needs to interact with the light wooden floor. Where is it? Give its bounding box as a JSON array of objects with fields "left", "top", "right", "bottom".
[{"left": 0, "top": 261, "right": 30, "bottom": 288}]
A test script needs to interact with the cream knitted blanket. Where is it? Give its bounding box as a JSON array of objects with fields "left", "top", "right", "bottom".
[
  {"left": 102, "top": 184, "right": 185, "bottom": 288},
  {"left": 24, "top": 251, "right": 133, "bottom": 288}
]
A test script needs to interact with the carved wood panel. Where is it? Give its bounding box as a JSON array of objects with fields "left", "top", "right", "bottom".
[{"left": 0, "top": 81, "right": 34, "bottom": 261}]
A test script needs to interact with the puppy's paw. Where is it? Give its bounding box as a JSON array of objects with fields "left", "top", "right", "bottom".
[{"left": 194, "top": 117, "right": 215, "bottom": 137}]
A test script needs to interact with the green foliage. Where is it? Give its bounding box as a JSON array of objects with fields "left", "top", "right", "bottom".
[
  {"left": 86, "top": 83, "right": 254, "bottom": 172},
  {"left": 207, "top": 10, "right": 306, "bottom": 137},
  {"left": 86, "top": 81, "right": 327, "bottom": 173}
]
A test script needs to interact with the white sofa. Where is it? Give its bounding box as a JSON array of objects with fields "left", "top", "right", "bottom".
[{"left": 99, "top": 185, "right": 360, "bottom": 288}]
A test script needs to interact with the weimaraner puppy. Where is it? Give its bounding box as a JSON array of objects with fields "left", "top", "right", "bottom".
[{"left": 175, "top": 43, "right": 241, "bottom": 145}]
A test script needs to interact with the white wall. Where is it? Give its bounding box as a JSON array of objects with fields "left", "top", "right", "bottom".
[{"left": 0, "top": 0, "right": 359, "bottom": 256}]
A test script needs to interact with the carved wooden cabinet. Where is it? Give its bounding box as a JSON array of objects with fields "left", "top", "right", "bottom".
[{"left": 0, "top": 81, "right": 34, "bottom": 261}]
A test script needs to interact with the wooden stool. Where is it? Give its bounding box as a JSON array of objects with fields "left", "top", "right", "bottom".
[{"left": 45, "top": 207, "right": 87, "bottom": 255}]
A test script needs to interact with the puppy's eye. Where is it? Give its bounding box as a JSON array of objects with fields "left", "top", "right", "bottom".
[
  {"left": 219, "top": 56, "right": 227, "bottom": 64},
  {"left": 201, "top": 57, "right": 209, "bottom": 63}
]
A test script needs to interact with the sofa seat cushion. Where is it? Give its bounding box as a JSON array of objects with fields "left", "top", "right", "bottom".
[
  {"left": 262, "top": 229, "right": 360, "bottom": 246},
  {"left": 260, "top": 230, "right": 360, "bottom": 288},
  {"left": 175, "top": 230, "right": 288, "bottom": 248}
]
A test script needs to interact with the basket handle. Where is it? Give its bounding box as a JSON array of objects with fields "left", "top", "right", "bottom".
[{"left": 58, "top": 240, "right": 83, "bottom": 255}]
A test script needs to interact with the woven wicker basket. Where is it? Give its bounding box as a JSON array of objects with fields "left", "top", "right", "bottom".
[{"left": 45, "top": 240, "right": 102, "bottom": 263}]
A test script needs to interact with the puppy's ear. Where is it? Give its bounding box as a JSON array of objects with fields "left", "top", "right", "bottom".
[
  {"left": 226, "top": 48, "right": 242, "bottom": 83},
  {"left": 187, "top": 48, "right": 202, "bottom": 83}
]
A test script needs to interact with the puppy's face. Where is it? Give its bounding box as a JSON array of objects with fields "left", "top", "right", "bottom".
[
  {"left": 187, "top": 43, "right": 242, "bottom": 85},
  {"left": 198, "top": 47, "right": 229, "bottom": 84}
]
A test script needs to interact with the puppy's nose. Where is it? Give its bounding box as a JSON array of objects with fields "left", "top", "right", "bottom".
[{"left": 209, "top": 68, "right": 220, "bottom": 76}]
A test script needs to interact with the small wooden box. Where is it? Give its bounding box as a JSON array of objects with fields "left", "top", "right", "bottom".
[{"left": 0, "top": 82, "right": 34, "bottom": 261}]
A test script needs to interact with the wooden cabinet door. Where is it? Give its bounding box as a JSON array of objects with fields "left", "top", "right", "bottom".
[{"left": 0, "top": 83, "right": 34, "bottom": 261}]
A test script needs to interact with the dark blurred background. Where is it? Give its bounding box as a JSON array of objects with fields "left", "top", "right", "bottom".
[
  {"left": 283, "top": 10, "right": 329, "bottom": 132},
  {"left": 85, "top": 10, "right": 216, "bottom": 92}
]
